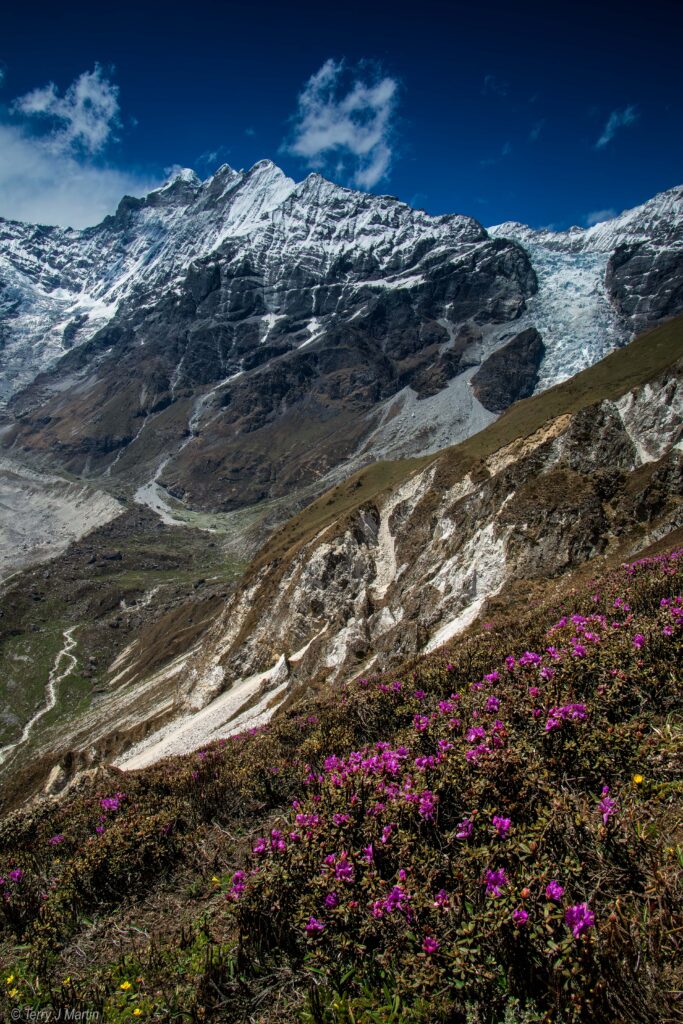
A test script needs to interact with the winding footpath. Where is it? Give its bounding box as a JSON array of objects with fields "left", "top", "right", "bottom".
[{"left": 0, "top": 625, "right": 78, "bottom": 767}]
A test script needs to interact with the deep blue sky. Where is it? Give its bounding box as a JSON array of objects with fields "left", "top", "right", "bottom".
[{"left": 1, "top": 0, "right": 681, "bottom": 228}]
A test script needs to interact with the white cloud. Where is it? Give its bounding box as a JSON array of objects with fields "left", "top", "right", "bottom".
[
  {"left": 13, "top": 64, "right": 120, "bottom": 155},
  {"left": 284, "top": 58, "right": 399, "bottom": 189},
  {"left": 585, "top": 207, "right": 617, "bottom": 226},
  {"left": 0, "top": 123, "right": 160, "bottom": 227},
  {"left": 0, "top": 66, "right": 162, "bottom": 227},
  {"left": 595, "top": 105, "right": 638, "bottom": 149}
]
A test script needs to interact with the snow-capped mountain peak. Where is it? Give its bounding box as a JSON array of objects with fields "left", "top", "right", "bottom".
[
  {"left": 489, "top": 185, "right": 683, "bottom": 253},
  {"left": 0, "top": 166, "right": 681, "bottom": 415},
  {"left": 488, "top": 184, "right": 683, "bottom": 385}
]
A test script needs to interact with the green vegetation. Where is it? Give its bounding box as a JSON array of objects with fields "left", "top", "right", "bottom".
[
  {"left": 0, "top": 510, "right": 245, "bottom": 763},
  {"left": 0, "top": 546, "right": 680, "bottom": 1022},
  {"left": 256, "top": 314, "right": 683, "bottom": 572}
]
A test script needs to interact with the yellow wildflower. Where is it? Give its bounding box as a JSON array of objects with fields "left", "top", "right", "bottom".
[
  {"left": 633, "top": 774, "right": 644, "bottom": 784},
  {"left": 5, "top": 975, "right": 14, "bottom": 985},
  {"left": 9, "top": 988, "right": 19, "bottom": 998},
  {"left": 133, "top": 1012, "right": 142, "bottom": 1018},
  {"left": 63, "top": 977, "right": 71, "bottom": 985},
  {"left": 120, "top": 981, "right": 132, "bottom": 991}
]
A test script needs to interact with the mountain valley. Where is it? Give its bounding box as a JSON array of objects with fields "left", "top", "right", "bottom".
[{"left": 0, "top": 166, "right": 680, "bottom": 815}]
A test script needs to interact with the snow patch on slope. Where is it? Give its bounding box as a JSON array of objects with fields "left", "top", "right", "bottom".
[{"left": 116, "top": 656, "right": 290, "bottom": 770}]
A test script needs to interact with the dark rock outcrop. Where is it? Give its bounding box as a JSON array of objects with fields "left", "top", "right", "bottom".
[
  {"left": 606, "top": 243, "right": 683, "bottom": 333},
  {"left": 471, "top": 328, "right": 545, "bottom": 412}
]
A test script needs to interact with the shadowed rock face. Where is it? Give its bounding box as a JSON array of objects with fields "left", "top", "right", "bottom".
[
  {"left": 2, "top": 323, "right": 682, "bottom": 799},
  {"left": 471, "top": 328, "right": 545, "bottom": 413},
  {"left": 606, "top": 243, "right": 683, "bottom": 333},
  {"left": 488, "top": 185, "right": 683, "bottom": 386},
  {"left": 3, "top": 167, "right": 537, "bottom": 509},
  {"left": 2, "top": 171, "right": 681, "bottom": 515}
]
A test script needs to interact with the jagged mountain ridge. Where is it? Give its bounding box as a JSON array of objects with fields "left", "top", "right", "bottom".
[
  {"left": 2, "top": 169, "right": 682, "bottom": 519},
  {"left": 489, "top": 185, "right": 683, "bottom": 377},
  {"left": 490, "top": 185, "right": 683, "bottom": 252},
  {"left": 0, "top": 159, "right": 505, "bottom": 402},
  {"left": 0, "top": 161, "right": 295, "bottom": 400},
  {"left": 2, "top": 161, "right": 538, "bottom": 512},
  {"left": 2, "top": 170, "right": 679, "bottom": 403}
]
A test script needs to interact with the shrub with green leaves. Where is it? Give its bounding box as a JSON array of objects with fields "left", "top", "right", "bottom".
[{"left": 0, "top": 550, "right": 681, "bottom": 1023}]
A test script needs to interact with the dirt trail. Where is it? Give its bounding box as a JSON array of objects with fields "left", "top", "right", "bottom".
[{"left": 0, "top": 625, "right": 78, "bottom": 767}]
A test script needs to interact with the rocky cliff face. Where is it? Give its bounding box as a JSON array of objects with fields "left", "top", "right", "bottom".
[
  {"left": 0, "top": 163, "right": 291, "bottom": 401},
  {"left": 136, "top": 356, "right": 679, "bottom": 762},
  {"left": 471, "top": 328, "right": 545, "bottom": 412},
  {"left": 490, "top": 185, "right": 683, "bottom": 378},
  {"left": 3, "top": 171, "right": 681, "bottom": 519},
  {"left": 3, "top": 162, "right": 537, "bottom": 510},
  {"left": 6, "top": 326, "right": 673, "bottom": 781}
]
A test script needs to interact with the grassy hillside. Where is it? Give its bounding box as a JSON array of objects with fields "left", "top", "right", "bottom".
[
  {"left": 254, "top": 314, "right": 683, "bottom": 573},
  {"left": 0, "top": 543, "right": 680, "bottom": 1023},
  {"left": 0, "top": 509, "right": 245, "bottom": 811}
]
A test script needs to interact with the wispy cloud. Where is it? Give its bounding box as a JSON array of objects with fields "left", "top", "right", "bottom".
[
  {"left": 595, "top": 105, "right": 638, "bottom": 149},
  {"left": 284, "top": 58, "right": 399, "bottom": 189},
  {"left": 13, "top": 64, "right": 120, "bottom": 155},
  {"left": 480, "top": 141, "right": 512, "bottom": 166},
  {"left": 482, "top": 74, "right": 509, "bottom": 98},
  {"left": 0, "top": 66, "right": 161, "bottom": 227},
  {"left": 245, "top": 127, "right": 255, "bottom": 136},
  {"left": 585, "top": 207, "right": 617, "bottom": 226},
  {"left": 529, "top": 118, "right": 545, "bottom": 142},
  {"left": 196, "top": 144, "right": 231, "bottom": 171}
]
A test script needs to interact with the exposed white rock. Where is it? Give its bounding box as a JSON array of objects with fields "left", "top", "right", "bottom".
[
  {"left": 614, "top": 382, "right": 683, "bottom": 464},
  {"left": 116, "top": 655, "right": 290, "bottom": 770},
  {"left": 0, "top": 456, "right": 122, "bottom": 579}
]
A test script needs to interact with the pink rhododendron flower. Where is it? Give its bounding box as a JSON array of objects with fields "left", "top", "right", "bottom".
[
  {"left": 546, "top": 880, "right": 564, "bottom": 901},
  {"left": 565, "top": 903, "right": 595, "bottom": 937},
  {"left": 433, "top": 888, "right": 450, "bottom": 909},
  {"left": 381, "top": 823, "right": 395, "bottom": 844},
  {"left": 484, "top": 868, "right": 508, "bottom": 897},
  {"left": 456, "top": 818, "right": 473, "bottom": 841},
  {"left": 418, "top": 790, "right": 437, "bottom": 819},
  {"left": 598, "top": 786, "right": 618, "bottom": 824}
]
